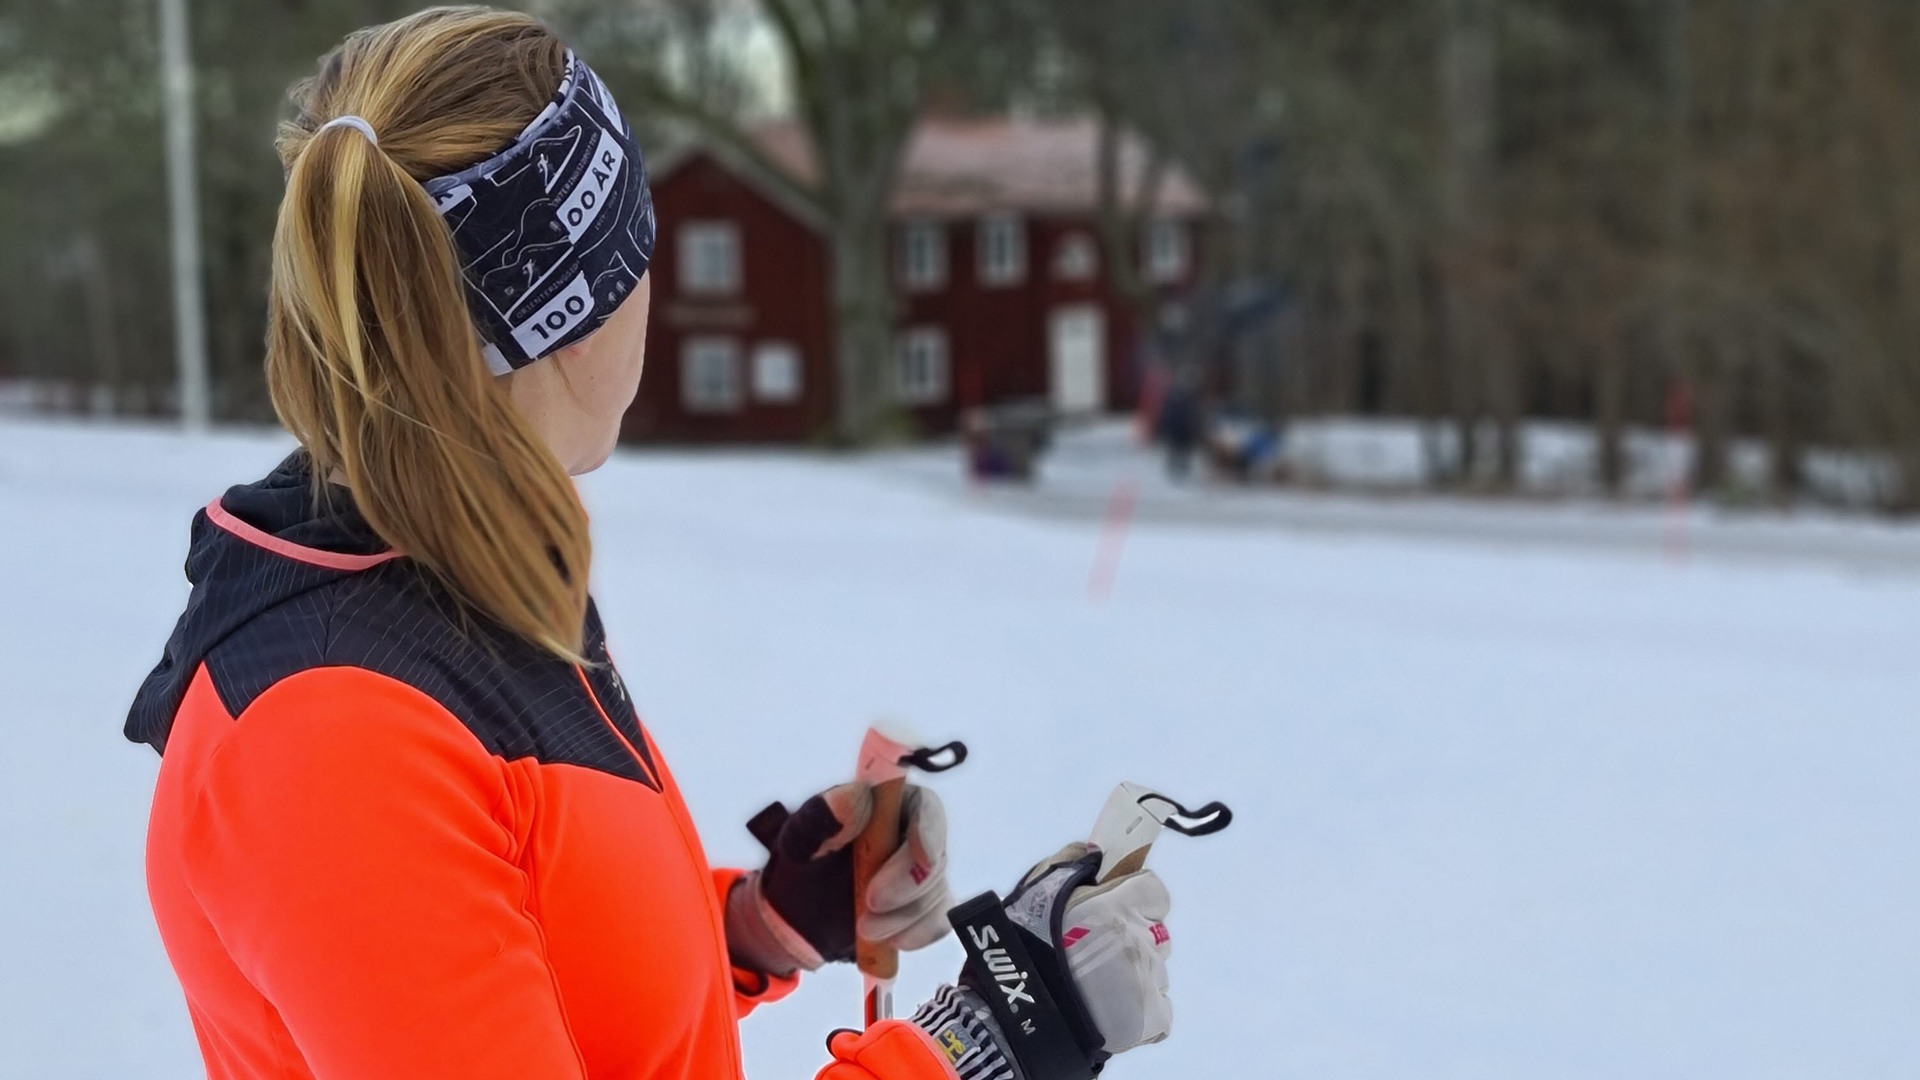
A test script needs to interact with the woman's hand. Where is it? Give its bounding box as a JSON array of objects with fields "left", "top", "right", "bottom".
[
  {"left": 727, "top": 783, "right": 952, "bottom": 974},
  {"left": 824, "top": 842, "right": 1176, "bottom": 1080},
  {"left": 1019, "top": 843, "right": 1174, "bottom": 1054}
]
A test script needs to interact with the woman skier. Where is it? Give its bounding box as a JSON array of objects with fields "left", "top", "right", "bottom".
[{"left": 126, "top": 8, "right": 1178, "bottom": 1079}]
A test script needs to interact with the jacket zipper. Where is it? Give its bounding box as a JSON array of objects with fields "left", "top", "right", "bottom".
[{"left": 574, "top": 666, "right": 656, "bottom": 786}]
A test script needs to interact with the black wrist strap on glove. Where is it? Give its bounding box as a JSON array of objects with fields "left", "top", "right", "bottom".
[{"left": 949, "top": 887, "right": 1104, "bottom": 1080}]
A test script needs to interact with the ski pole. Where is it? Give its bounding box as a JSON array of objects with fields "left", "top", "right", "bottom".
[
  {"left": 851, "top": 724, "right": 967, "bottom": 1027},
  {"left": 1087, "top": 781, "right": 1233, "bottom": 884}
]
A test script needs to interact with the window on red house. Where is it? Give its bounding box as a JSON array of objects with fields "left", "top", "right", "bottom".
[
  {"left": 751, "top": 342, "right": 802, "bottom": 403},
  {"left": 978, "top": 214, "right": 1026, "bottom": 287},
  {"left": 1144, "top": 219, "right": 1190, "bottom": 284},
  {"left": 682, "top": 337, "right": 743, "bottom": 413},
  {"left": 895, "top": 328, "right": 950, "bottom": 405},
  {"left": 680, "top": 222, "right": 741, "bottom": 296},
  {"left": 900, "top": 221, "right": 948, "bottom": 292}
]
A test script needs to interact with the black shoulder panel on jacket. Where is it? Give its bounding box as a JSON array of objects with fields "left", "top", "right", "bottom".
[
  {"left": 205, "top": 569, "right": 661, "bottom": 791},
  {"left": 127, "top": 453, "right": 660, "bottom": 789}
]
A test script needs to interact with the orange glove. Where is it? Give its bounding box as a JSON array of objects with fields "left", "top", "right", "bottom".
[{"left": 817, "top": 1021, "right": 962, "bottom": 1080}]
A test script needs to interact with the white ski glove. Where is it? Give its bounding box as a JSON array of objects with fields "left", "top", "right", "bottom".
[
  {"left": 1048, "top": 850, "right": 1174, "bottom": 1053},
  {"left": 906, "top": 843, "right": 1174, "bottom": 1080}
]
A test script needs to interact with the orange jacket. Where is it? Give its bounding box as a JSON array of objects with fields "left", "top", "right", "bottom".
[{"left": 128, "top": 456, "right": 956, "bottom": 1080}]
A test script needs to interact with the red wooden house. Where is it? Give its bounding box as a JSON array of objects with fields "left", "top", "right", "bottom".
[{"left": 623, "top": 117, "right": 1207, "bottom": 443}]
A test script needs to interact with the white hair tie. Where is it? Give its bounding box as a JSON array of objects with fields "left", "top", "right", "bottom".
[{"left": 316, "top": 115, "right": 379, "bottom": 147}]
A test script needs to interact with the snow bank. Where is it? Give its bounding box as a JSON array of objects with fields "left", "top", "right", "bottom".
[{"left": 1274, "top": 416, "right": 1897, "bottom": 507}]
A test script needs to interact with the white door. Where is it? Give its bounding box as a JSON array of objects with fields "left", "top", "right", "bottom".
[{"left": 1049, "top": 306, "right": 1106, "bottom": 415}]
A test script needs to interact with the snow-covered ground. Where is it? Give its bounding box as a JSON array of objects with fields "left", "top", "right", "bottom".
[{"left": 3, "top": 416, "right": 1917, "bottom": 1079}]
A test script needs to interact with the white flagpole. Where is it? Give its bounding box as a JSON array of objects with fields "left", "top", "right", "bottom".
[{"left": 158, "top": 0, "right": 210, "bottom": 433}]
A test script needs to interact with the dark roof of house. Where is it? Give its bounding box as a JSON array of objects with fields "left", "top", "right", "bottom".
[{"left": 655, "top": 116, "right": 1208, "bottom": 221}]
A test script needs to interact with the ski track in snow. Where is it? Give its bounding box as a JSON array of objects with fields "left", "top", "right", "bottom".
[{"left": 2, "top": 417, "right": 1917, "bottom": 1079}]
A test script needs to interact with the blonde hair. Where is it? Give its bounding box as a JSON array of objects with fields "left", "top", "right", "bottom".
[{"left": 267, "top": 7, "right": 591, "bottom": 661}]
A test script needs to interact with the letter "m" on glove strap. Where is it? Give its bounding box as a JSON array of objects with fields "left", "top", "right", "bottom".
[{"left": 949, "top": 892, "right": 1098, "bottom": 1080}]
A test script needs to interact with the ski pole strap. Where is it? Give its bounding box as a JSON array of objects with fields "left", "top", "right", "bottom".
[
  {"left": 1137, "top": 793, "right": 1233, "bottom": 837},
  {"left": 949, "top": 891, "right": 1097, "bottom": 1080},
  {"left": 900, "top": 740, "right": 968, "bottom": 773}
]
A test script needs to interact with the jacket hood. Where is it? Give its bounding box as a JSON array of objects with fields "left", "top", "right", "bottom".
[{"left": 124, "top": 452, "right": 397, "bottom": 753}]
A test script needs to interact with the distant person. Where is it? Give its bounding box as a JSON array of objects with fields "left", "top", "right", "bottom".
[
  {"left": 123, "top": 9, "right": 1175, "bottom": 1080},
  {"left": 1158, "top": 378, "right": 1201, "bottom": 479}
]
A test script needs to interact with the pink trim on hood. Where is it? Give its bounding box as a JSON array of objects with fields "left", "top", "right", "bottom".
[{"left": 205, "top": 498, "right": 401, "bottom": 572}]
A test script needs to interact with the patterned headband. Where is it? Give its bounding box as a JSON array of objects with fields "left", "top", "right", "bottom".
[{"left": 423, "top": 52, "right": 655, "bottom": 374}]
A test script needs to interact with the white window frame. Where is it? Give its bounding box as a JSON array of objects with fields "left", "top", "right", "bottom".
[
  {"left": 750, "top": 341, "right": 803, "bottom": 403},
  {"left": 977, "top": 213, "right": 1027, "bottom": 287},
  {"left": 895, "top": 328, "right": 950, "bottom": 405},
  {"left": 1053, "top": 232, "right": 1099, "bottom": 282},
  {"left": 679, "top": 221, "right": 741, "bottom": 296},
  {"left": 681, "top": 337, "right": 743, "bottom": 413},
  {"left": 1144, "top": 218, "right": 1190, "bottom": 284},
  {"left": 900, "top": 220, "right": 948, "bottom": 292}
]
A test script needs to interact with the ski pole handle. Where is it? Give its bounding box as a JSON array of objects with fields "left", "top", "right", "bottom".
[
  {"left": 853, "top": 780, "right": 904, "bottom": 982},
  {"left": 849, "top": 725, "right": 970, "bottom": 1026},
  {"left": 853, "top": 725, "right": 913, "bottom": 1025},
  {"left": 1090, "top": 782, "right": 1164, "bottom": 884},
  {"left": 1089, "top": 781, "right": 1234, "bottom": 884}
]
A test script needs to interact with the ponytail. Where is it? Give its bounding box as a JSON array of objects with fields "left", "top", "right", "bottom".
[{"left": 266, "top": 9, "right": 590, "bottom": 660}]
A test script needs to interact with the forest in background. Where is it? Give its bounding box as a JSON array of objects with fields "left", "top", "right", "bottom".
[{"left": 3, "top": 0, "right": 1918, "bottom": 508}]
